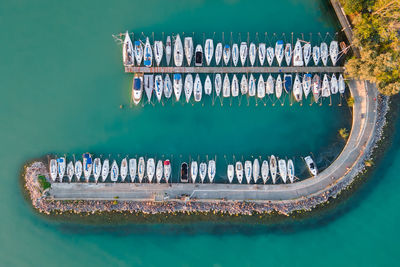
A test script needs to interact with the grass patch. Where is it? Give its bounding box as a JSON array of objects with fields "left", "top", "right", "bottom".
[{"left": 38, "top": 175, "right": 51, "bottom": 191}]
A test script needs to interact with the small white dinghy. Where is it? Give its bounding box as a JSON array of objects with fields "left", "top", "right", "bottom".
[
  {"left": 330, "top": 74, "right": 339, "bottom": 94},
  {"left": 164, "top": 74, "right": 172, "bottom": 99},
  {"left": 231, "top": 74, "right": 239, "bottom": 97},
  {"left": 284, "top": 43, "right": 292, "bottom": 66},
  {"left": 75, "top": 160, "right": 82, "bottom": 182},
  {"left": 257, "top": 74, "right": 265, "bottom": 99},
  {"left": 232, "top": 43, "right": 239, "bottom": 66},
  {"left": 144, "top": 74, "right": 154, "bottom": 103},
  {"left": 312, "top": 46, "right": 320, "bottom": 65},
  {"left": 122, "top": 31, "right": 134, "bottom": 66},
  {"left": 57, "top": 157, "right": 66, "bottom": 181},
  {"left": 312, "top": 74, "right": 321, "bottom": 103},
  {"left": 156, "top": 160, "right": 163, "bottom": 183},
  {"left": 143, "top": 37, "right": 153, "bottom": 67},
  {"left": 120, "top": 158, "right": 128, "bottom": 182},
  {"left": 204, "top": 75, "right": 212, "bottom": 95},
  {"left": 129, "top": 158, "right": 136, "bottom": 182},
  {"left": 275, "top": 75, "right": 283, "bottom": 99},
  {"left": 338, "top": 74, "right": 346, "bottom": 94},
  {"left": 134, "top": 40, "right": 143, "bottom": 66},
  {"left": 227, "top": 164, "right": 234, "bottom": 183},
  {"left": 287, "top": 159, "right": 295, "bottom": 183},
  {"left": 303, "top": 43, "right": 311, "bottom": 66},
  {"left": 240, "top": 42, "right": 248, "bottom": 66},
  {"left": 199, "top": 162, "right": 207, "bottom": 183},
  {"left": 138, "top": 157, "right": 145, "bottom": 183},
  {"left": 194, "top": 74, "right": 202, "bottom": 102},
  {"left": 215, "top": 43, "right": 223, "bottom": 65},
  {"left": 93, "top": 158, "right": 101, "bottom": 182},
  {"left": 205, "top": 39, "right": 214, "bottom": 66},
  {"left": 320, "top": 42, "right": 328, "bottom": 66},
  {"left": 293, "top": 74, "right": 303, "bottom": 102},
  {"left": 223, "top": 44, "right": 231, "bottom": 65},
  {"left": 208, "top": 160, "right": 216, "bottom": 183},
  {"left": 50, "top": 159, "right": 57, "bottom": 181},
  {"left": 165, "top": 36, "right": 172, "bottom": 66},
  {"left": 174, "top": 34, "right": 184, "bottom": 67},
  {"left": 258, "top": 43, "right": 266, "bottom": 65},
  {"left": 293, "top": 40, "right": 304, "bottom": 67},
  {"left": 223, "top": 74, "right": 230, "bottom": 98},
  {"left": 235, "top": 162, "right": 243, "bottom": 184},
  {"left": 248, "top": 74, "right": 256, "bottom": 97},
  {"left": 154, "top": 75, "right": 164, "bottom": 102},
  {"left": 266, "top": 74, "right": 274, "bottom": 95},
  {"left": 191, "top": 161, "right": 198, "bottom": 183},
  {"left": 278, "top": 159, "right": 287, "bottom": 183},
  {"left": 321, "top": 74, "right": 331, "bottom": 97},
  {"left": 240, "top": 75, "right": 248, "bottom": 95},
  {"left": 67, "top": 162, "right": 74, "bottom": 182},
  {"left": 253, "top": 158, "right": 260, "bottom": 183},
  {"left": 146, "top": 158, "right": 155, "bottom": 183},
  {"left": 184, "top": 74, "right": 193, "bottom": 103},
  {"left": 269, "top": 155, "right": 277, "bottom": 184},
  {"left": 249, "top": 42, "right": 256, "bottom": 66},
  {"left": 215, "top": 74, "right": 222, "bottom": 96},
  {"left": 244, "top": 161, "right": 252, "bottom": 184},
  {"left": 111, "top": 160, "right": 119, "bottom": 182},
  {"left": 275, "top": 40, "right": 284, "bottom": 66},
  {"left": 330, "top": 40, "right": 339, "bottom": 66},
  {"left": 153, "top": 41, "right": 163, "bottom": 66},
  {"left": 184, "top": 37, "right": 193, "bottom": 66},
  {"left": 302, "top": 74, "right": 312, "bottom": 99},
  {"left": 261, "top": 160, "right": 269, "bottom": 184},
  {"left": 173, "top": 73, "right": 183, "bottom": 101},
  {"left": 101, "top": 159, "right": 109, "bottom": 182},
  {"left": 164, "top": 160, "right": 171, "bottom": 182},
  {"left": 304, "top": 156, "right": 318, "bottom": 176},
  {"left": 195, "top": 44, "right": 203, "bottom": 66}
]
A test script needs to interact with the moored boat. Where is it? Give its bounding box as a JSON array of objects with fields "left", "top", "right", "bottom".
[
  {"left": 312, "top": 74, "right": 321, "bottom": 102},
  {"left": 293, "top": 40, "right": 303, "bottom": 67},
  {"left": 235, "top": 162, "right": 243, "bottom": 184},
  {"left": 132, "top": 73, "right": 144, "bottom": 105},
  {"left": 164, "top": 74, "right": 172, "bottom": 98},
  {"left": 111, "top": 160, "right": 119, "bottom": 182},
  {"left": 338, "top": 74, "right": 345, "bottom": 94},
  {"left": 181, "top": 162, "right": 189, "bottom": 183},
  {"left": 173, "top": 73, "right": 183, "bottom": 101},
  {"left": 204, "top": 75, "right": 212, "bottom": 95},
  {"left": 231, "top": 74, "right": 239, "bottom": 97},
  {"left": 275, "top": 75, "right": 283, "bottom": 99},
  {"left": 244, "top": 160, "right": 252, "bottom": 184},
  {"left": 223, "top": 44, "right": 231, "bottom": 65},
  {"left": 215, "top": 74, "right": 222, "bottom": 96},
  {"left": 330, "top": 74, "right": 339, "bottom": 94},
  {"left": 74, "top": 160, "right": 82, "bottom": 181},
  {"left": 270, "top": 155, "right": 277, "bottom": 184},
  {"left": 253, "top": 158, "right": 260, "bottom": 183},
  {"left": 320, "top": 42, "right": 328, "bottom": 66},
  {"left": 321, "top": 74, "right": 331, "bottom": 97},
  {"left": 223, "top": 74, "right": 230, "bottom": 97},
  {"left": 303, "top": 43, "right": 311, "bottom": 66},
  {"left": 129, "top": 158, "right": 136, "bottom": 182},
  {"left": 258, "top": 43, "right": 266, "bottom": 65},
  {"left": 120, "top": 158, "right": 128, "bottom": 182},
  {"left": 195, "top": 44, "right": 203, "bottom": 66},
  {"left": 330, "top": 40, "right": 339, "bottom": 66},
  {"left": 302, "top": 73, "right": 312, "bottom": 99},
  {"left": 67, "top": 161, "right": 74, "bottom": 182},
  {"left": 240, "top": 75, "right": 248, "bottom": 95},
  {"left": 165, "top": 36, "right": 172, "bottom": 66},
  {"left": 215, "top": 43, "right": 223, "bottom": 65},
  {"left": 257, "top": 74, "right": 265, "bottom": 98},
  {"left": 123, "top": 31, "right": 134, "bottom": 66},
  {"left": 240, "top": 42, "right": 248, "bottom": 66},
  {"left": 143, "top": 37, "right": 152, "bottom": 67},
  {"left": 249, "top": 42, "right": 256, "bottom": 66},
  {"left": 227, "top": 164, "right": 234, "bottom": 183},
  {"left": 208, "top": 160, "right": 216, "bottom": 183},
  {"left": 199, "top": 162, "right": 207, "bottom": 183},
  {"left": 232, "top": 43, "right": 239, "bottom": 66},
  {"left": 102, "top": 159, "right": 109, "bottom": 182},
  {"left": 275, "top": 40, "right": 284, "bottom": 66},
  {"left": 184, "top": 37, "right": 193, "bottom": 65},
  {"left": 205, "top": 39, "right": 214, "bottom": 66},
  {"left": 93, "top": 158, "right": 101, "bottom": 182},
  {"left": 190, "top": 161, "right": 198, "bottom": 183},
  {"left": 82, "top": 153, "right": 92, "bottom": 182},
  {"left": 153, "top": 41, "right": 163, "bottom": 66},
  {"left": 261, "top": 160, "right": 269, "bottom": 184},
  {"left": 164, "top": 160, "right": 171, "bottom": 182},
  {"left": 154, "top": 75, "right": 164, "bottom": 102},
  {"left": 144, "top": 74, "right": 154, "bottom": 103},
  {"left": 57, "top": 157, "right": 66, "bottom": 181},
  {"left": 278, "top": 159, "right": 287, "bottom": 183},
  {"left": 146, "top": 158, "right": 155, "bottom": 183},
  {"left": 156, "top": 160, "right": 163, "bottom": 183},
  {"left": 50, "top": 159, "right": 57, "bottom": 181},
  {"left": 184, "top": 74, "right": 193, "bottom": 103},
  {"left": 138, "top": 157, "right": 145, "bottom": 183},
  {"left": 284, "top": 43, "right": 292, "bottom": 66},
  {"left": 287, "top": 159, "right": 295, "bottom": 183},
  {"left": 266, "top": 47, "right": 274, "bottom": 66},
  {"left": 248, "top": 74, "right": 256, "bottom": 96},
  {"left": 293, "top": 74, "right": 303, "bottom": 102},
  {"left": 266, "top": 74, "right": 274, "bottom": 95},
  {"left": 312, "top": 46, "right": 320, "bottom": 65},
  {"left": 283, "top": 74, "right": 292, "bottom": 93},
  {"left": 304, "top": 156, "right": 318, "bottom": 176},
  {"left": 174, "top": 34, "right": 184, "bottom": 67},
  {"left": 194, "top": 74, "right": 202, "bottom": 102},
  {"left": 134, "top": 40, "right": 143, "bottom": 65}
]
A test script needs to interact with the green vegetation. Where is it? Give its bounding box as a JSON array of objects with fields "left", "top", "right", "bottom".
[
  {"left": 347, "top": 96, "right": 355, "bottom": 107},
  {"left": 365, "top": 159, "right": 374, "bottom": 167},
  {"left": 340, "top": 0, "right": 400, "bottom": 95},
  {"left": 37, "top": 175, "right": 51, "bottom": 190},
  {"left": 339, "top": 128, "right": 350, "bottom": 139}
]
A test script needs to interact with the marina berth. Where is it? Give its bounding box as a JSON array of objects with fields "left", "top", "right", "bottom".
[
  {"left": 173, "top": 73, "right": 183, "bottom": 101},
  {"left": 199, "top": 162, "right": 207, "bottom": 183},
  {"left": 174, "top": 34, "right": 184, "bottom": 67},
  {"left": 194, "top": 74, "right": 202, "bottom": 102},
  {"left": 120, "top": 158, "right": 128, "bottom": 182},
  {"left": 102, "top": 159, "right": 109, "bottom": 182},
  {"left": 278, "top": 159, "right": 287, "bottom": 183},
  {"left": 163, "top": 160, "right": 171, "bottom": 182},
  {"left": 284, "top": 43, "right": 292, "bottom": 66},
  {"left": 320, "top": 42, "right": 328, "bottom": 66},
  {"left": 275, "top": 74, "right": 283, "bottom": 99},
  {"left": 248, "top": 74, "right": 256, "bottom": 96},
  {"left": 330, "top": 73, "right": 339, "bottom": 94},
  {"left": 240, "top": 42, "right": 248, "bottom": 66},
  {"left": 190, "top": 161, "right": 198, "bottom": 183},
  {"left": 205, "top": 39, "right": 214, "bottom": 66},
  {"left": 227, "top": 164, "right": 234, "bottom": 183},
  {"left": 244, "top": 160, "right": 252, "bottom": 184},
  {"left": 165, "top": 36, "right": 172, "bottom": 66},
  {"left": 235, "top": 162, "right": 243, "bottom": 184},
  {"left": 257, "top": 74, "right": 265, "bottom": 98},
  {"left": 302, "top": 73, "right": 312, "bottom": 99},
  {"left": 266, "top": 74, "right": 274, "bottom": 95},
  {"left": 275, "top": 40, "right": 284, "bottom": 66},
  {"left": 223, "top": 74, "right": 230, "bottom": 97},
  {"left": 134, "top": 40, "right": 143, "bottom": 66},
  {"left": 144, "top": 74, "right": 154, "bottom": 103},
  {"left": 74, "top": 160, "right": 82, "bottom": 181},
  {"left": 249, "top": 42, "right": 256, "bottom": 66},
  {"left": 293, "top": 74, "right": 303, "bottom": 102},
  {"left": 111, "top": 160, "right": 119, "bottom": 182},
  {"left": 132, "top": 73, "right": 143, "bottom": 105},
  {"left": 208, "top": 160, "right": 216, "bottom": 183},
  {"left": 223, "top": 44, "right": 231, "bottom": 65},
  {"left": 184, "top": 37, "right": 193, "bottom": 66},
  {"left": 287, "top": 159, "right": 295, "bottom": 183},
  {"left": 303, "top": 43, "right": 311, "bottom": 66},
  {"left": 258, "top": 43, "right": 266, "bottom": 66},
  {"left": 240, "top": 75, "right": 248, "bottom": 95},
  {"left": 266, "top": 46, "right": 274, "bottom": 66},
  {"left": 67, "top": 162, "right": 74, "bottom": 182},
  {"left": 156, "top": 160, "right": 163, "bottom": 183},
  {"left": 57, "top": 157, "right": 66, "bottom": 181},
  {"left": 144, "top": 37, "right": 153, "bottom": 67},
  {"left": 232, "top": 43, "right": 239, "bottom": 66},
  {"left": 312, "top": 45, "right": 320, "bottom": 65},
  {"left": 138, "top": 157, "right": 145, "bottom": 183},
  {"left": 293, "top": 40, "right": 304, "bottom": 67},
  {"left": 164, "top": 74, "right": 172, "bottom": 98},
  {"left": 261, "top": 160, "right": 269, "bottom": 184},
  {"left": 204, "top": 75, "right": 212, "bottom": 95},
  {"left": 270, "top": 155, "right": 277, "bottom": 184},
  {"left": 83, "top": 153, "right": 92, "bottom": 182},
  {"left": 195, "top": 44, "right": 203, "bottom": 66},
  {"left": 122, "top": 31, "right": 134, "bottom": 66},
  {"left": 231, "top": 74, "right": 239, "bottom": 97},
  {"left": 154, "top": 75, "right": 164, "bottom": 102},
  {"left": 214, "top": 74, "right": 222, "bottom": 96},
  {"left": 153, "top": 41, "right": 163, "bottom": 66},
  {"left": 252, "top": 158, "right": 260, "bottom": 183},
  {"left": 215, "top": 43, "right": 222, "bottom": 65},
  {"left": 93, "top": 158, "right": 101, "bottom": 182},
  {"left": 146, "top": 158, "right": 155, "bottom": 183},
  {"left": 49, "top": 159, "right": 57, "bottom": 181},
  {"left": 184, "top": 74, "right": 193, "bottom": 103},
  {"left": 330, "top": 40, "right": 339, "bottom": 66}
]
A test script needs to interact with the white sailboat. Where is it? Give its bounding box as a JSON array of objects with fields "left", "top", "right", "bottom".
[
  {"left": 275, "top": 40, "right": 284, "bottom": 66},
  {"left": 227, "top": 164, "right": 234, "bottom": 184},
  {"left": 208, "top": 160, "right": 216, "bottom": 183},
  {"left": 253, "top": 158, "right": 260, "bottom": 183},
  {"left": 57, "top": 157, "right": 66, "bottom": 181},
  {"left": 303, "top": 43, "right": 311, "bottom": 66},
  {"left": 284, "top": 43, "right": 292, "bottom": 66},
  {"left": 164, "top": 160, "right": 171, "bottom": 182},
  {"left": 184, "top": 74, "right": 193, "bottom": 103},
  {"left": 266, "top": 47, "right": 274, "bottom": 66},
  {"left": 146, "top": 158, "right": 155, "bottom": 183},
  {"left": 204, "top": 75, "right": 212, "bottom": 95},
  {"left": 339, "top": 74, "right": 346, "bottom": 94},
  {"left": 215, "top": 43, "right": 223, "bottom": 65},
  {"left": 120, "top": 158, "right": 128, "bottom": 182},
  {"left": 270, "top": 155, "right": 277, "bottom": 184},
  {"left": 74, "top": 160, "right": 82, "bottom": 181},
  {"left": 293, "top": 74, "right": 303, "bottom": 102},
  {"left": 164, "top": 74, "right": 172, "bottom": 99},
  {"left": 123, "top": 31, "right": 134, "bottom": 66},
  {"left": 134, "top": 40, "right": 143, "bottom": 66},
  {"left": 82, "top": 153, "right": 92, "bottom": 182},
  {"left": 138, "top": 157, "right": 145, "bottom": 183},
  {"left": 156, "top": 160, "right": 163, "bottom": 183},
  {"left": 93, "top": 158, "right": 101, "bottom": 182},
  {"left": 249, "top": 42, "right": 256, "bottom": 66},
  {"left": 173, "top": 73, "right": 183, "bottom": 101},
  {"left": 174, "top": 34, "right": 184, "bottom": 67},
  {"left": 320, "top": 42, "right": 328, "bottom": 66},
  {"left": 312, "top": 46, "right": 320, "bottom": 65},
  {"left": 67, "top": 161, "right": 74, "bottom": 182},
  {"left": 195, "top": 44, "right": 203, "bottom": 66},
  {"left": 144, "top": 74, "right": 154, "bottom": 103},
  {"left": 321, "top": 74, "right": 331, "bottom": 97},
  {"left": 132, "top": 73, "right": 143, "bottom": 105},
  {"left": 258, "top": 43, "right": 266, "bottom": 65},
  {"left": 278, "top": 159, "right": 287, "bottom": 183},
  {"left": 287, "top": 159, "right": 295, "bottom": 183},
  {"left": 302, "top": 73, "right": 312, "bottom": 99},
  {"left": 231, "top": 74, "right": 239, "bottom": 97},
  {"left": 153, "top": 41, "right": 163, "bottom": 66},
  {"left": 154, "top": 75, "right": 163, "bottom": 102},
  {"left": 223, "top": 74, "right": 230, "bottom": 98},
  {"left": 330, "top": 40, "right": 339, "bottom": 66},
  {"left": 191, "top": 161, "right": 198, "bottom": 183},
  {"left": 257, "top": 74, "right": 265, "bottom": 98},
  {"left": 199, "top": 162, "right": 207, "bottom": 183},
  {"left": 50, "top": 159, "right": 57, "bottom": 181},
  {"left": 312, "top": 74, "right": 321, "bottom": 103},
  {"left": 101, "top": 159, "right": 109, "bottom": 182},
  {"left": 143, "top": 37, "right": 152, "bottom": 67},
  {"left": 215, "top": 74, "right": 222, "bottom": 96},
  {"left": 244, "top": 160, "right": 252, "bottom": 184},
  {"left": 293, "top": 40, "right": 303, "bottom": 67},
  {"left": 248, "top": 74, "right": 256, "bottom": 96},
  {"left": 239, "top": 42, "right": 248, "bottom": 66},
  {"left": 232, "top": 43, "right": 239, "bottom": 66},
  {"left": 129, "top": 158, "right": 136, "bottom": 182},
  {"left": 235, "top": 162, "right": 243, "bottom": 184},
  {"left": 205, "top": 39, "right": 214, "bottom": 66},
  {"left": 240, "top": 75, "right": 248, "bottom": 95},
  {"left": 330, "top": 74, "right": 339, "bottom": 94},
  {"left": 304, "top": 156, "right": 318, "bottom": 176},
  {"left": 111, "top": 160, "right": 119, "bottom": 182},
  {"left": 165, "top": 36, "right": 172, "bottom": 66},
  {"left": 223, "top": 44, "right": 231, "bottom": 65},
  {"left": 275, "top": 75, "right": 283, "bottom": 99},
  {"left": 194, "top": 74, "right": 202, "bottom": 102},
  {"left": 266, "top": 74, "right": 274, "bottom": 95},
  {"left": 261, "top": 160, "right": 269, "bottom": 184},
  {"left": 184, "top": 37, "right": 193, "bottom": 65}
]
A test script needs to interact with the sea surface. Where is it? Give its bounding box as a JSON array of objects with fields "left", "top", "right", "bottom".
[{"left": 0, "top": 0, "right": 398, "bottom": 266}]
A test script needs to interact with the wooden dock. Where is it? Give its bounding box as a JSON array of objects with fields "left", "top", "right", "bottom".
[{"left": 124, "top": 66, "right": 344, "bottom": 74}]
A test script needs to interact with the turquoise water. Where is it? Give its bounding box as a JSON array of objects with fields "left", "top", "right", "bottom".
[{"left": 0, "top": 0, "right": 399, "bottom": 266}]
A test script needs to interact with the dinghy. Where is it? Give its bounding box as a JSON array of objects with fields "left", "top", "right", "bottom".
[
  {"left": 164, "top": 74, "right": 172, "bottom": 98},
  {"left": 244, "top": 161, "right": 252, "bottom": 184},
  {"left": 231, "top": 74, "right": 239, "bottom": 97},
  {"left": 330, "top": 74, "right": 339, "bottom": 94},
  {"left": 320, "top": 42, "right": 328, "bottom": 66},
  {"left": 195, "top": 44, "right": 203, "bottom": 66},
  {"left": 165, "top": 36, "right": 172, "bottom": 66},
  {"left": 312, "top": 46, "right": 320, "bottom": 65},
  {"left": 191, "top": 161, "right": 198, "bottom": 183},
  {"left": 164, "top": 160, "right": 171, "bottom": 182},
  {"left": 143, "top": 37, "right": 152, "bottom": 67},
  {"left": 253, "top": 158, "right": 260, "bottom": 183},
  {"left": 208, "top": 160, "right": 216, "bottom": 183},
  {"left": 215, "top": 43, "right": 223, "bottom": 65},
  {"left": 302, "top": 74, "right": 312, "bottom": 99},
  {"left": 303, "top": 43, "right": 311, "bottom": 66},
  {"left": 67, "top": 161, "right": 74, "bottom": 182},
  {"left": 278, "top": 159, "right": 287, "bottom": 183},
  {"left": 93, "top": 158, "right": 101, "bottom": 182},
  {"left": 134, "top": 40, "right": 143, "bottom": 65},
  {"left": 321, "top": 74, "right": 331, "bottom": 97},
  {"left": 50, "top": 159, "right": 57, "bottom": 181},
  {"left": 261, "top": 160, "right": 269, "bottom": 184},
  {"left": 240, "top": 75, "right": 248, "bottom": 95},
  {"left": 120, "top": 158, "right": 128, "bottom": 182},
  {"left": 123, "top": 31, "right": 134, "bottom": 66},
  {"left": 258, "top": 43, "right": 266, "bottom": 65},
  {"left": 82, "top": 153, "right": 92, "bottom": 182},
  {"left": 227, "top": 164, "right": 234, "bottom": 183},
  {"left": 205, "top": 39, "right": 214, "bottom": 66},
  {"left": 144, "top": 74, "right": 154, "bottom": 103},
  {"left": 293, "top": 40, "right": 303, "bottom": 66},
  {"left": 235, "top": 162, "right": 243, "bottom": 184},
  {"left": 266, "top": 74, "right": 274, "bottom": 95},
  {"left": 132, "top": 73, "right": 143, "bottom": 105},
  {"left": 129, "top": 158, "right": 136, "bottom": 182},
  {"left": 248, "top": 74, "right": 256, "bottom": 96},
  {"left": 270, "top": 155, "right": 277, "bottom": 184},
  {"left": 330, "top": 41, "right": 339, "bottom": 66},
  {"left": 101, "top": 159, "right": 109, "bottom": 182},
  {"left": 153, "top": 41, "right": 163, "bottom": 66},
  {"left": 146, "top": 158, "right": 155, "bottom": 183},
  {"left": 173, "top": 73, "right": 183, "bottom": 101},
  {"left": 283, "top": 74, "right": 292, "bottom": 93},
  {"left": 267, "top": 47, "right": 274, "bottom": 66},
  {"left": 312, "top": 74, "right": 321, "bottom": 103},
  {"left": 223, "top": 74, "right": 230, "bottom": 98},
  {"left": 138, "top": 157, "right": 145, "bottom": 183},
  {"left": 240, "top": 42, "right": 248, "bottom": 66},
  {"left": 257, "top": 74, "right": 265, "bottom": 98},
  {"left": 199, "top": 162, "right": 207, "bottom": 183},
  {"left": 287, "top": 159, "right": 295, "bottom": 183},
  {"left": 304, "top": 156, "right": 318, "bottom": 176},
  {"left": 215, "top": 74, "right": 222, "bottom": 96},
  {"left": 293, "top": 74, "right": 303, "bottom": 102},
  {"left": 249, "top": 42, "right": 256, "bottom": 66},
  {"left": 284, "top": 43, "right": 292, "bottom": 66},
  {"left": 174, "top": 34, "right": 184, "bottom": 67},
  {"left": 232, "top": 43, "right": 239, "bottom": 66},
  {"left": 338, "top": 74, "right": 345, "bottom": 94},
  {"left": 154, "top": 75, "right": 163, "bottom": 102},
  {"left": 156, "top": 160, "right": 163, "bottom": 183},
  {"left": 74, "top": 160, "right": 82, "bottom": 181},
  {"left": 184, "top": 74, "right": 193, "bottom": 103},
  {"left": 223, "top": 44, "right": 231, "bottom": 65},
  {"left": 181, "top": 162, "right": 189, "bottom": 183},
  {"left": 204, "top": 75, "right": 212, "bottom": 95},
  {"left": 111, "top": 160, "right": 119, "bottom": 182},
  {"left": 57, "top": 157, "right": 66, "bottom": 181},
  {"left": 194, "top": 74, "right": 202, "bottom": 102},
  {"left": 184, "top": 37, "right": 193, "bottom": 65},
  {"left": 275, "top": 75, "right": 283, "bottom": 99}
]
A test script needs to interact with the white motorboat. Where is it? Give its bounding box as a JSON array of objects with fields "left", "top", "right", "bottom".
[
  {"left": 195, "top": 44, "right": 203, "bottom": 66},
  {"left": 111, "top": 160, "right": 119, "bottom": 182},
  {"left": 82, "top": 153, "right": 92, "bottom": 182},
  {"left": 240, "top": 75, "right": 248, "bottom": 95},
  {"left": 57, "top": 157, "right": 66, "bottom": 181},
  {"left": 244, "top": 160, "right": 252, "bottom": 184},
  {"left": 240, "top": 42, "right": 248, "bottom": 66},
  {"left": 184, "top": 37, "right": 193, "bottom": 65},
  {"left": 284, "top": 43, "right": 292, "bottom": 66},
  {"left": 330, "top": 41, "right": 339, "bottom": 66},
  {"left": 261, "top": 160, "right": 269, "bottom": 184},
  {"left": 208, "top": 160, "right": 216, "bottom": 183},
  {"left": 253, "top": 158, "right": 260, "bottom": 183},
  {"left": 134, "top": 40, "right": 143, "bottom": 65},
  {"left": 120, "top": 158, "right": 128, "bottom": 182},
  {"left": 275, "top": 40, "right": 284, "bottom": 66},
  {"left": 287, "top": 159, "right": 295, "bottom": 183},
  {"left": 199, "top": 162, "right": 207, "bottom": 183},
  {"left": 184, "top": 74, "right": 193, "bottom": 103},
  {"left": 164, "top": 160, "right": 171, "bottom": 182},
  {"left": 215, "top": 43, "right": 223, "bottom": 65},
  {"left": 257, "top": 74, "right": 265, "bottom": 98},
  {"left": 302, "top": 74, "right": 312, "bottom": 99},
  {"left": 284, "top": 74, "right": 293, "bottom": 94},
  {"left": 275, "top": 75, "right": 283, "bottom": 99},
  {"left": 143, "top": 37, "right": 152, "bottom": 67},
  {"left": 93, "top": 158, "right": 101, "bottom": 182},
  {"left": 231, "top": 74, "right": 239, "bottom": 97},
  {"left": 223, "top": 44, "right": 231, "bottom": 65},
  {"left": 312, "top": 46, "right": 320, "bottom": 65},
  {"left": 156, "top": 160, "right": 163, "bottom": 183},
  {"left": 266, "top": 47, "right": 274, "bottom": 66},
  {"left": 49, "top": 159, "right": 57, "bottom": 181},
  {"left": 232, "top": 43, "right": 239, "bottom": 66},
  {"left": 304, "top": 156, "right": 318, "bottom": 176},
  {"left": 132, "top": 73, "right": 143, "bottom": 105},
  {"left": 129, "top": 158, "right": 136, "bottom": 182},
  {"left": 235, "top": 162, "right": 243, "bottom": 184},
  {"left": 154, "top": 75, "right": 163, "bottom": 102},
  {"left": 165, "top": 36, "right": 172, "bottom": 66},
  {"left": 174, "top": 34, "right": 184, "bottom": 67},
  {"left": 321, "top": 74, "right": 331, "bottom": 97},
  {"left": 223, "top": 74, "right": 230, "bottom": 97},
  {"left": 67, "top": 161, "right": 74, "bottom": 182},
  {"left": 312, "top": 74, "right": 321, "bottom": 103},
  {"left": 293, "top": 74, "right": 303, "bottom": 102},
  {"left": 330, "top": 74, "right": 339, "bottom": 94},
  {"left": 321, "top": 42, "right": 328, "bottom": 66},
  {"left": 181, "top": 162, "right": 189, "bottom": 183},
  {"left": 205, "top": 39, "right": 214, "bottom": 66},
  {"left": 249, "top": 42, "right": 256, "bottom": 66},
  {"left": 338, "top": 74, "right": 345, "bottom": 94},
  {"left": 146, "top": 158, "right": 155, "bottom": 183},
  {"left": 215, "top": 74, "right": 222, "bottom": 96},
  {"left": 194, "top": 74, "right": 202, "bottom": 102},
  {"left": 173, "top": 73, "right": 183, "bottom": 101},
  {"left": 227, "top": 164, "right": 234, "bottom": 183},
  {"left": 144, "top": 74, "right": 154, "bottom": 103},
  {"left": 270, "top": 155, "right": 277, "bottom": 184},
  {"left": 123, "top": 31, "right": 134, "bottom": 66},
  {"left": 303, "top": 43, "right": 311, "bottom": 66},
  {"left": 293, "top": 40, "right": 303, "bottom": 67},
  {"left": 153, "top": 41, "right": 163, "bottom": 66},
  {"left": 101, "top": 159, "right": 109, "bottom": 182},
  {"left": 204, "top": 75, "right": 212, "bottom": 95},
  {"left": 258, "top": 43, "right": 266, "bottom": 65},
  {"left": 74, "top": 160, "right": 82, "bottom": 181},
  {"left": 164, "top": 74, "right": 172, "bottom": 99},
  {"left": 266, "top": 74, "right": 274, "bottom": 95},
  {"left": 248, "top": 74, "right": 256, "bottom": 96},
  {"left": 191, "top": 161, "right": 198, "bottom": 183},
  {"left": 138, "top": 157, "right": 145, "bottom": 183},
  {"left": 278, "top": 159, "right": 287, "bottom": 183}
]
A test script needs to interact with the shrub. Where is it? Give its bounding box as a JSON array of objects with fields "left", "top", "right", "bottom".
[{"left": 37, "top": 175, "right": 51, "bottom": 190}]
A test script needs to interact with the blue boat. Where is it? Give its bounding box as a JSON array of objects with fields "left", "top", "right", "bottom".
[{"left": 284, "top": 74, "right": 292, "bottom": 93}]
